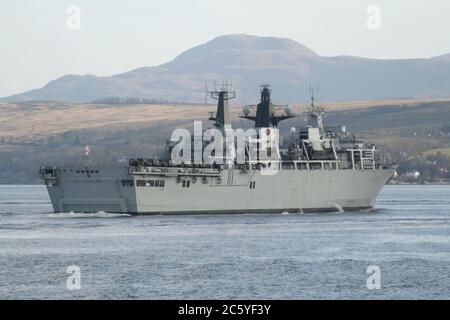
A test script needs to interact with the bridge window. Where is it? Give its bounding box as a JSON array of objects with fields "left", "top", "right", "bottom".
[
  {"left": 136, "top": 180, "right": 146, "bottom": 187},
  {"left": 182, "top": 180, "right": 190, "bottom": 188},
  {"left": 136, "top": 179, "right": 165, "bottom": 188},
  {"left": 121, "top": 180, "right": 134, "bottom": 187}
]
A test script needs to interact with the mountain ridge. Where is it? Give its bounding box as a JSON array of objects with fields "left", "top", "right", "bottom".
[{"left": 3, "top": 34, "right": 450, "bottom": 103}]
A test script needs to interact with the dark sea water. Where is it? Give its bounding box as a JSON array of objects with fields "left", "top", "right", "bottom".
[{"left": 0, "top": 185, "right": 449, "bottom": 299}]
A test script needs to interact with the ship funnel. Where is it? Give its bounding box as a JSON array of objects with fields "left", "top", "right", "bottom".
[{"left": 241, "top": 84, "right": 294, "bottom": 128}]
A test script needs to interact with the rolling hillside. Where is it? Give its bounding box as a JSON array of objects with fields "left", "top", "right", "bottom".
[{"left": 1, "top": 98, "right": 450, "bottom": 183}]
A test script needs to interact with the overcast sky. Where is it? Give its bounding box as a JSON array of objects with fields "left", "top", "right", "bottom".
[{"left": 1, "top": 0, "right": 449, "bottom": 97}]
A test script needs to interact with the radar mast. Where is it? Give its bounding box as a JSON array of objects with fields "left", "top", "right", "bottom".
[
  {"left": 240, "top": 84, "right": 294, "bottom": 128},
  {"left": 307, "top": 85, "right": 325, "bottom": 133},
  {"left": 207, "top": 81, "right": 235, "bottom": 129}
]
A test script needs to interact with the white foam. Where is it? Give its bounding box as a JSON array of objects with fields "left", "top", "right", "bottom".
[{"left": 46, "top": 211, "right": 131, "bottom": 218}]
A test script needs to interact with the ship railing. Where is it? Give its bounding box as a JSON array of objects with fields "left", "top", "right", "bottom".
[
  {"left": 293, "top": 160, "right": 341, "bottom": 171},
  {"left": 346, "top": 146, "right": 379, "bottom": 170},
  {"left": 128, "top": 166, "right": 221, "bottom": 177},
  {"left": 248, "top": 160, "right": 341, "bottom": 171},
  {"left": 127, "top": 155, "right": 385, "bottom": 174}
]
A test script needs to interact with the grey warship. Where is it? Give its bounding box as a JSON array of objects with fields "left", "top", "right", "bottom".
[{"left": 40, "top": 85, "right": 395, "bottom": 214}]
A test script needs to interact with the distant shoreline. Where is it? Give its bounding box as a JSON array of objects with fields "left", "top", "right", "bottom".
[
  {"left": 389, "top": 181, "right": 450, "bottom": 186},
  {"left": 2, "top": 183, "right": 450, "bottom": 186}
]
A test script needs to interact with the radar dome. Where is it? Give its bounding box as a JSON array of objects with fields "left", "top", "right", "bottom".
[{"left": 286, "top": 105, "right": 296, "bottom": 116}]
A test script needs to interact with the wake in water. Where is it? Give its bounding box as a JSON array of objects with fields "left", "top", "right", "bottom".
[
  {"left": 0, "top": 201, "right": 51, "bottom": 205},
  {"left": 45, "top": 211, "right": 132, "bottom": 219}
]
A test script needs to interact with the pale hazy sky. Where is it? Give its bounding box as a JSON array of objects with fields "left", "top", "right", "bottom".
[{"left": 1, "top": 0, "right": 449, "bottom": 97}]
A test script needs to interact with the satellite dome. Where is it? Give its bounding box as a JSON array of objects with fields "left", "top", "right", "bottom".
[{"left": 285, "top": 106, "right": 294, "bottom": 116}]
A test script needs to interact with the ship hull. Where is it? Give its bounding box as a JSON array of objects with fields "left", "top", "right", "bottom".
[{"left": 43, "top": 166, "right": 394, "bottom": 215}]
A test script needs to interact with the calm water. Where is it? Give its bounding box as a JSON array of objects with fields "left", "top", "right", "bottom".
[{"left": 0, "top": 185, "right": 449, "bottom": 299}]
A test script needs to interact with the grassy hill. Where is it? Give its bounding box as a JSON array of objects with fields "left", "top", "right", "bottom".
[{"left": 1, "top": 98, "right": 450, "bottom": 183}]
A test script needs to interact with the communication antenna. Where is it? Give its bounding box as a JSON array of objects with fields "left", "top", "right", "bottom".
[
  {"left": 204, "top": 81, "right": 209, "bottom": 104},
  {"left": 206, "top": 80, "right": 236, "bottom": 101},
  {"left": 206, "top": 80, "right": 236, "bottom": 128},
  {"left": 309, "top": 84, "right": 319, "bottom": 108},
  {"left": 306, "top": 84, "right": 325, "bottom": 131}
]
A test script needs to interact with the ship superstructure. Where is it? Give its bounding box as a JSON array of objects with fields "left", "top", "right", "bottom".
[{"left": 40, "top": 85, "right": 394, "bottom": 214}]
